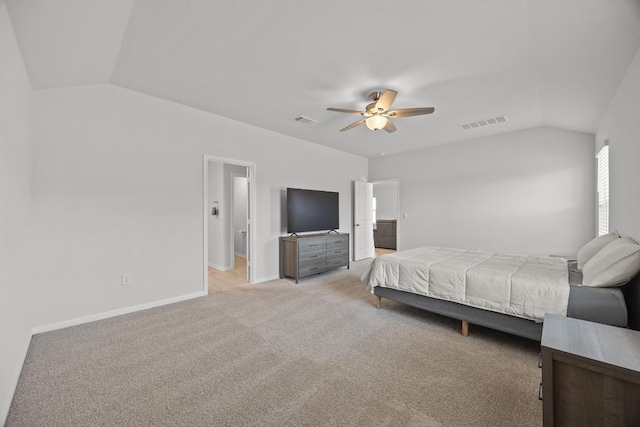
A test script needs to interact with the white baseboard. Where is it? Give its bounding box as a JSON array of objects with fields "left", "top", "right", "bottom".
[
  {"left": 208, "top": 262, "right": 232, "bottom": 271},
  {"left": 1, "top": 334, "right": 31, "bottom": 427},
  {"left": 234, "top": 253, "right": 247, "bottom": 258},
  {"left": 31, "top": 291, "right": 206, "bottom": 335},
  {"left": 253, "top": 274, "right": 280, "bottom": 284}
]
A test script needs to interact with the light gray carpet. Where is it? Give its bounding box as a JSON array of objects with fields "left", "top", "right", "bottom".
[{"left": 8, "top": 259, "right": 542, "bottom": 426}]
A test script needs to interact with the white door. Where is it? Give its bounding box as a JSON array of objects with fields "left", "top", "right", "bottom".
[
  {"left": 353, "top": 181, "right": 374, "bottom": 261},
  {"left": 245, "top": 166, "right": 252, "bottom": 282},
  {"left": 233, "top": 175, "right": 248, "bottom": 258}
]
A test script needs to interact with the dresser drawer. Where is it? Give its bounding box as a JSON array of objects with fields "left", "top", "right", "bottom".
[
  {"left": 326, "top": 235, "right": 349, "bottom": 249},
  {"left": 327, "top": 247, "right": 348, "bottom": 262},
  {"left": 299, "top": 263, "right": 327, "bottom": 278},
  {"left": 299, "top": 248, "right": 325, "bottom": 265},
  {"left": 299, "top": 237, "right": 326, "bottom": 253},
  {"left": 326, "top": 258, "right": 348, "bottom": 270}
]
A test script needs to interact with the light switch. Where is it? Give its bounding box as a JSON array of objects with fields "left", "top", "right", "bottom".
[{"left": 402, "top": 212, "right": 408, "bottom": 219}]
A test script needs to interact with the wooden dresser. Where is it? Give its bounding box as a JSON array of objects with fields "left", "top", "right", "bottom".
[
  {"left": 279, "top": 233, "right": 349, "bottom": 283},
  {"left": 541, "top": 314, "right": 640, "bottom": 426}
]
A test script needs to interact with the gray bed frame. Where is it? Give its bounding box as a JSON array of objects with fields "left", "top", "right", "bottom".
[{"left": 373, "top": 272, "right": 640, "bottom": 341}]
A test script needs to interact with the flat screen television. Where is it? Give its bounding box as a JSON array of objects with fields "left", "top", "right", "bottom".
[{"left": 287, "top": 188, "right": 339, "bottom": 234}]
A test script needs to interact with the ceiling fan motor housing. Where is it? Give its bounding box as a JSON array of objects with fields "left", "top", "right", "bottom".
[{"left": 369, "top": 91, "right": 382, "bottom": 101}]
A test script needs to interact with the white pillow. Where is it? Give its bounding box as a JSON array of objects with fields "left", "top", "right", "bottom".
[
  {"left": 576, "top": 231, "right": 619, "bottom": 269},
  {"left": 582, "top": 237, "right": 640, "bottom": 287}
]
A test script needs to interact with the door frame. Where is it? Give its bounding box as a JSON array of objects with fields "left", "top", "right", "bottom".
[
  {"left": 203, "top": 155, "right": 257, "bottom": 294},
  {"left": 371, "top": 178, "right": 400, "bottom": 251}
]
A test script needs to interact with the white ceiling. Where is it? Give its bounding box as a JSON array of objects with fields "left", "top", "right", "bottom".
[{"left": 7, "top": 0, "right": 640, "bottom": 158}]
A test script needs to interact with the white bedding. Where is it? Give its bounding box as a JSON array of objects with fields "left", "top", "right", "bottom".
[{"left": 362, "top": 246, "right": 570, "bottom": 321}]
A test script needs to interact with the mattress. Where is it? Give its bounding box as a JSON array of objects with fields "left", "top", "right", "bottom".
[
  {"left": 363, "top": 246, "right": 570, "bottom": 322},
  {"left": 362, "top": 251, "right": 628, "bottom": 327},
  {"left": 567, "top": 260, "right": 628, "bottom": 327}
]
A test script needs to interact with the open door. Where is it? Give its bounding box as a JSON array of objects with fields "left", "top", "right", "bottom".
[
  {"left": 245, "top": 166, "right": 252, "bottom": 281},
  {"left": 353, "top": 181, "right": 374, "bottom": 261},
  {"left": 232, "top": 173, "right": 249, "bottom": 279}
]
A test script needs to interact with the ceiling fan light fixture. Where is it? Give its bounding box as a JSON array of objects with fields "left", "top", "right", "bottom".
[
  {"left": 326, "top": 89, "right": 434, "bottom": 133},
  {"left": 366, "top": 115, "right": 387, "bottom": 131}
]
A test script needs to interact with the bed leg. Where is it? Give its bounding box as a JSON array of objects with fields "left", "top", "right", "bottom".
[
  {"left": 375, "top": 295, "right": 381, "bottom": 309},
  {"left": 461, "top": 320, "right": 469, "bottom": 337}
]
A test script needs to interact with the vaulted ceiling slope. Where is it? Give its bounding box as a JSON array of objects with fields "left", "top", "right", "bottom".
[{"left": 7, "top": 0, "right": 640, "bottom": 157}]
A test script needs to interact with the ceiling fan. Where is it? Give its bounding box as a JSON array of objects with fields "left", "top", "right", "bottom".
[{"left": 327, "top": 89, "right": 435, "bottom": 133}]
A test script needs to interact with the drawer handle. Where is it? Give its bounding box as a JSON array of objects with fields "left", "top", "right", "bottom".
[
  {"left": 310, "top": 267, "right": 318, "bottom": 271},
  {"left": 538, "top": 353, "right": 542, "bottom": 369},
  {"left": 538, "top": 383, "right": 543, "bottom": 401},
  {"left": 309, "top": 255, "right": 318, "bottom": 258}
]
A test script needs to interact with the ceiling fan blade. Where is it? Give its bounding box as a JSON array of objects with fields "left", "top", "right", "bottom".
[
  {"left": 383, "top": 118, "right": 397, "bottom": 133},
  {"left": 339, "top": 119, "right": 366, "bottom": 132},
  {"left": 387, "top": 107, "right": 435, "bottom": 118},
  {"left": 374, "top": 89, "right": 398, "bottom": 112},
  {"left": 327, "top": 108, "right": 365, "bottom": 115}
]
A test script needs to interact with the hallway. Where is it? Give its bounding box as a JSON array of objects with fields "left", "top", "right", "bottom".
[{"left": 208, "top": 255, "right": 248, "bottom": 292}]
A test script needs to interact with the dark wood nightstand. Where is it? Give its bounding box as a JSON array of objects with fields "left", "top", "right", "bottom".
[{"left": 541, "top": 314, "right": 640, "bottom": 426}]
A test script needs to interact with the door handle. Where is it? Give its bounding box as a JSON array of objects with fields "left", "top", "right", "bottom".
[{"left": 356, "top": 224, "right": 360, "bottom": 227}]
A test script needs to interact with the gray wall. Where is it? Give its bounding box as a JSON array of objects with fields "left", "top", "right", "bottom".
[
  {"left": 369, "top": 126, "right": 595, "bottom": 256},
  {"left": 596, "top": 44, "right": 640, "bottom": 242},
  {"left": 0, "top": 4, "right": 33, "bottom": 423}
]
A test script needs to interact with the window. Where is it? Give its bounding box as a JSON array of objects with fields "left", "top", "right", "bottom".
[{"left": 596, "top": 144, "right": 609, "bottom": 236}]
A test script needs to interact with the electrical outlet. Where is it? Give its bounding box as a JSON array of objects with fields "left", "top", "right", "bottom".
[{"left": 122, "top": 274, "right": 132, "bottom": 286}]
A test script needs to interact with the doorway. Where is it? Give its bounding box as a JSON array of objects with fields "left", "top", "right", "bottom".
[
  {"left": 203, "top": 156, "right": 256, "bottom": 294},
  {"left": 372, "top": 179, "right": 399, "bottom": 256}
]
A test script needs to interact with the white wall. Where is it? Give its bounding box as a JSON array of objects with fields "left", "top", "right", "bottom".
[
  {"left": 596, "top": 44, "right": 640, "bottom": 241},
  {"left": 369, "top": 126, "right": 595, "bottom": 256},
  {"left": 373, "top": 183, "right": 398, "bottom": 220},
  {"left": 207, "top": 161, "right": 224, "bottom": 268},
  {"left": 0, "top": 2, "right": 33, "bottom": 423},
  {"left": 30, "top": 84, "right": 367, "bottom": 328}
]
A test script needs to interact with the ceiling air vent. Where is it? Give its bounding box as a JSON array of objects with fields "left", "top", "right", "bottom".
[
  {"left": 459, "top": 115, "right": 507, "bottom": 131},
  {"left": 291, "top": 115, "right": 318, "bottom": 126}
]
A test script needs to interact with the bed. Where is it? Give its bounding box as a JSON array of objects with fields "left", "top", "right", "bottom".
[{"left": 362, "top": 242, "right": 640, "bottom": 341}]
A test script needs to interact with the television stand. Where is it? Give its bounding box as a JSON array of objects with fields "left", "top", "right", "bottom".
[
  {"left": 279, "top": 233, "right": 349, "bottom": 283},
  {"left": 327, "top": 229, "right": 339, "bottom": 234}
]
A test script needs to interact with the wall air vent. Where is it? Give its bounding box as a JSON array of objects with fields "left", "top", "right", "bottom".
[
  {"left": 291, "top": 115, "right": 318, "bottom": 126},
  {"left": 459, "top": 115, "right": 507, "bottom": 131}
]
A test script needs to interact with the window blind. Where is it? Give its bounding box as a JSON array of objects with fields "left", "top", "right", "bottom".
[{"left": 596, "top": 145, "right": 609, "bottom": 236}]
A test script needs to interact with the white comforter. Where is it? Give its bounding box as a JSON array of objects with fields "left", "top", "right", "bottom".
[{"left": 362, "top": 246, "right": 570, "bottom": 321}]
